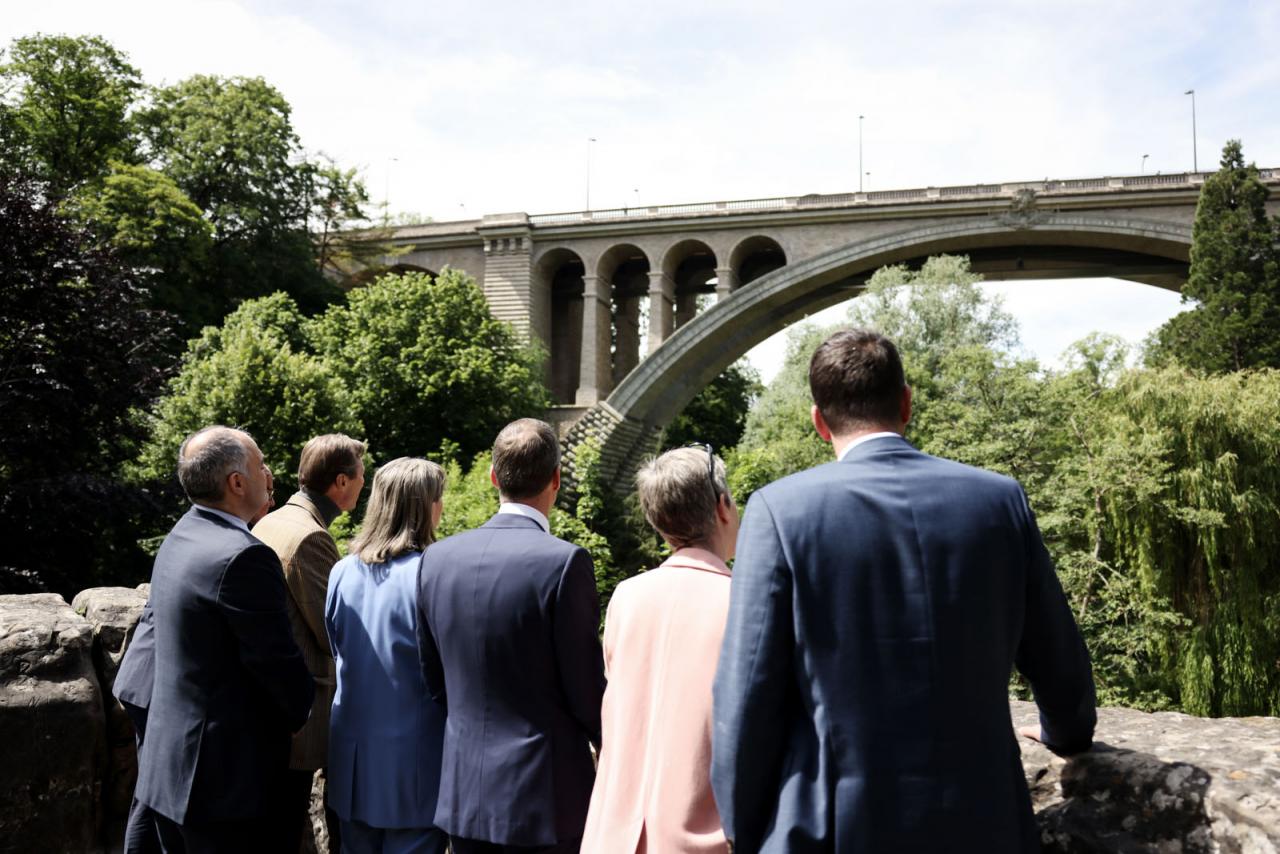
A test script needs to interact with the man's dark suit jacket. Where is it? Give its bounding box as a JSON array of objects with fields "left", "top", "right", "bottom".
[
  {"left": 134, "top": 506, "right": 315, "bottom": 825},
  {"left": 416, "top": 513, "right": 606, "bottom": 847},
  {"left": 711, "top": 436, "right": 1096, "bottom": 853}
]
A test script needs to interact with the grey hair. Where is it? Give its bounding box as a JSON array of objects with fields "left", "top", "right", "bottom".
[
  {"left": 350, "top": 458, "right": 446, "bottom": 566},
  {"left": 177, "top": 426, "right": 251, "bottom": 502},
  {"left": 635, "top": 447, "right": 730, "bottom": 550}
]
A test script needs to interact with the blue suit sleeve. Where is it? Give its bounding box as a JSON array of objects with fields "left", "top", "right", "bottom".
[
  {"left": 1013, "top": 489, "right": 1097, "bottom": 755},
  {"left": 553, "top": 547, "right": 606, "bottom": 747},
  {"left": 114, "top": 602, "right": 155, "bottom": 709},
  {"left": 711, "top": 492, "right": 795, "bottom": 846},
  {"left": 415, "top": 551, "right": 448, "bottom": 710},
  {"left": 217, "top": 543, "right": 315, "bottom": 733}
]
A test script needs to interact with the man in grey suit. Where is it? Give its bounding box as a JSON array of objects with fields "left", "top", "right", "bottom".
[
  {"left": 417, "top": 419, "right": 606, "bottom": 854},
  {"left": 711, "top": 329, "right": 1095, "bottom": 853}
]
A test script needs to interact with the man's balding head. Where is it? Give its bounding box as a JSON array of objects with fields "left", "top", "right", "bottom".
[
  {"left": 491, "top": 419, "right": 560, "bottom": 501},
  {"left": 177, "top": 426, "right": 252, "bottom": 502}
]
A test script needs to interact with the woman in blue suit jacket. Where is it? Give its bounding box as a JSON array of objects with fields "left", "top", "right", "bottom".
[{"left": 325, "top": 457, "right": 448, "bottom": 854}]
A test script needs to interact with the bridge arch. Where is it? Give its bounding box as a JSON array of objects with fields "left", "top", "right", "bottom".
[
  {"left": 661, "top": 239, "right": 719, "bottom": 329},
  {"left": 537, "top": 247, "right": 587, "bottom": 404},
  {"left": 729, "top": 234, "right": 787, "bottom": 286},
  {"left": 564, "top": 212, "right": 1193, "bottom": 490}
]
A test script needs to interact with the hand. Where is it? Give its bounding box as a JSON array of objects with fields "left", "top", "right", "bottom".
[{"left": 1018, "top": 725, "right": 1043, "bottom": 743}]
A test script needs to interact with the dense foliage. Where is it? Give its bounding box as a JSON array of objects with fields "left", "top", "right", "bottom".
[
  {"left": 662, "top": 361, "right": 763, "bottom": 452},
  {"left": 137, "top": 270, "right": 549, "bottom": 504},
  {"left": 0, "top": 172, "right": 174, "bottom": 593}
]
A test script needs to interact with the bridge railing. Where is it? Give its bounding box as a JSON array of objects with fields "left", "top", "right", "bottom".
[{"left": 521, "top": 169, "right": 1277, "bottom": 227}]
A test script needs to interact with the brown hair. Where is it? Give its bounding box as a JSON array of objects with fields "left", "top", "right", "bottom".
[
  {"left": 491, "top": 419, "right": 560, "bottom": 500},
  {"left": 349, "top": 458, "right": 446, "bottom": 566},
  {"left": 808, "top": 328, "right": 906, "bottom": 434},
  {"left": 636, "top": 447, "right": 730, "bottom": 549},
  {"left": 298, "top": 434, "right": 367, "bottom": 492}
]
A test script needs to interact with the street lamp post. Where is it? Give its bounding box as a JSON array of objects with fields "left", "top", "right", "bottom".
[
  {"left": 586, "top": 137, "right": 596, "bottom": 211},
  {"left": 1142, "top": 154, "right": 1149, "bottom": 174},
  {"left": 1184, "top": 89, "right": 1198, "bottom": 172},
  {"left": 858, "top": 115, "right": 865, "bottom": 192}
]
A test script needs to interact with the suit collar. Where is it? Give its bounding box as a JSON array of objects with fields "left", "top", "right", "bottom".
[
  {"left": 483, "top": 513, "right": 546, "bottom": 532},
  {"left": 840, "top": 433, "right": 915, "bottom": 461},
  {"left": 286, "top": 491, "right": 333, "bottom": 529},
  {"left": 190, "top": 504, "right": 251, "bottom": 533},
  {"left": 660, "top": 547, "right": 731, "bottom": 576}
]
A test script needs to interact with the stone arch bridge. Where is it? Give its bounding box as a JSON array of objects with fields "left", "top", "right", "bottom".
[{"left": 379, "top": 169, "right": 1280, "bottom": 489}]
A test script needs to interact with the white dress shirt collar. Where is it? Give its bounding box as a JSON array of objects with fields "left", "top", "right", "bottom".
[
  {"left": 837, "top": 431, "right": 903, "bottom": 462},
  {"left": 497, "top": 502, "right": 550, "bottom": 533},
  {"left": 193, "top": 503, "right": 251, "bottom": 533}
]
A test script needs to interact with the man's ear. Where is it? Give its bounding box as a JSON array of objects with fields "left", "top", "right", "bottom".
[
  {"left": 812, "top": 404, "right": 834, "bottom": 443},
  {"left": 550, "top": 467, "right": 561, "bottom": 492},
  {"left": 901, "top": 386, "right": 913, "bottom": 428},
  {"left": 489, "top": 465, "right": 499, "bottom": 489},
  {"left": 226, "top": 470, "right": 246, "bottom": 497}
]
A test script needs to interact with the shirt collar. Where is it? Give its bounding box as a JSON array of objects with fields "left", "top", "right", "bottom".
[
  {"left": 837, "top": 431, "right": 903, "bottom": 462},
  {"left": 497, "top": 502, "right": 549, "bottom": 533},
  {"left": 193, "top": 503, "right": 251, "bottom": 533},
  {"left": 298, "top": 489, "right": 341, "bottom": 528}
]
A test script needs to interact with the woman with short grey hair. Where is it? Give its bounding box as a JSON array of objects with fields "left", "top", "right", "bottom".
[
  {"left": 581, "top": 445, "right": 738, "bottom": 854},
  {"left": 324, "top": 457, "right": 449, "bottom": 854}
]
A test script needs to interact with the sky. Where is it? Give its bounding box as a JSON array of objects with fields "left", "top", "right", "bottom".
[{"left": 4, "top": 0, "right": 1275, "bottom": 381}]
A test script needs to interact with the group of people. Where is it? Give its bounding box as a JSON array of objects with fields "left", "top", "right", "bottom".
[{"left": 114, "top": 328, "right": 1097, "bottom": 854}]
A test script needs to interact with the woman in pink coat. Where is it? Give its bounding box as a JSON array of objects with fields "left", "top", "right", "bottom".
[{"left": 582, "top": 445, "right": 739, "bottom": 854}]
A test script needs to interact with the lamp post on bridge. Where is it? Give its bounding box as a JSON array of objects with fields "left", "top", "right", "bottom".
[
  {"left": 1184, "top": 89, "right": 1198, "bottom": 172},
  {"left": 586, "top": 137, "right": 596, "bottom": 211},
  {"left": 858, "top": 115, "right": 865, "bottom": 192},
  {"left": 1142, "top": 154, "right": 1149, "bottom": 174}
]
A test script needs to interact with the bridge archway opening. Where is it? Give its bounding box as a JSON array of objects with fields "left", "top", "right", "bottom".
[
  {"left": 344, "top": 262, "right": 438, "bottom": 289},
  {"left": 663, "top": 239, "right": 718, "bottom": 329},
  {"left": 730, "top": 235, "right": 787, "bottom": 286},
  {"left": 597, "top": 244, "right": 652, "bottom": 388},
  {"left": 539, "top": 248, "right": 586, "bottom": 405}
]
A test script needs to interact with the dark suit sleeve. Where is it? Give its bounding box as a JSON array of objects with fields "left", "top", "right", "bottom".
[
  {"left": 415, "top": 551, "right": 447, "bottom": 710},
  {"left": 553, "top": 547, "right": 606, "bottom": 747},
  {"left": 216, "top": 543, "right": 315, "bottom": 732},
  {"left": 113, "top": 602, "right": 155, "bottom": 709},
  {"left": 1013, "top": 488, "right": 1097, "bottom": 755},
  {"left": 711, "top": 492, "right": 795, "bottom": 847}
]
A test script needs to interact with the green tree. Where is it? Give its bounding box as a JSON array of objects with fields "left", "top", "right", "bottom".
[
  {"left": 308, "top": 269, "right": 550, "bottom": 464},
  {"left": 67, "top": 160, "right": 217, "bottom": 329},
  {"left": 662, "top": 361, "right": 763, "bottom": 453},
  {"left": 135, "top": 293, "right": 361, "bottom": 500},
  {"left": 0, "top": 34, "right": 142, "bottom": 193},
  {"left": 139, "top": 74, "right": 341, "bottom": 313},
  {"left": 1148, "top": 140, "right": 1280, "bottom": 372},
  {"left": 0, "top": 170, "right": 173, "bottom": 594}
]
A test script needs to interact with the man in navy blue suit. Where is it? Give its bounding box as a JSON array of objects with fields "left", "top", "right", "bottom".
[
  {"left": 133, "top": 426, "right": 314, "bottom": 853},
  {"left": 711, "top": 329, "right": 1096, "bottom": 853},
  {"left": 417, "top": 418, "right": 606, "bottom": 854}
]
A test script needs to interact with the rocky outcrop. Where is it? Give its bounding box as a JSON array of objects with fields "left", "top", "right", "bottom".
[
  {"left": 0, "top": 593, "right": 106, "bottom": 854},
  {"left": 71, "top": 585, "right": 149, "bottom": 848},
  {"left": 2, "top": 590, "right": 1279, "bottom": 852},
  {"left": 1013, "top": 701, "right": 1280, "bottom": 852}
]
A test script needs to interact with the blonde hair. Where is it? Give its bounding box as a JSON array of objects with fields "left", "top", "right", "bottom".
[
  {"left": 635, "top": 446, "right": 729, "bottom": 549},
  {"left": 349, "top": 458, "right": 446, "bottom": 566}
]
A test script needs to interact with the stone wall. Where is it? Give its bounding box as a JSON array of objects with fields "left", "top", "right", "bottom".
[{"left": 2, "top": 589, "right": 1277, "bottom": 853}]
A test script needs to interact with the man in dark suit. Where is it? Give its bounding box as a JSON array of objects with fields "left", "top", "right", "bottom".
[
  {"left": 711, "top": 329, "right": 1096, "bottom": 853},
  {"left": 417, "top": 418, "right": 606, "bottom": 854},
  {"left": 134, "top": 425, "right": 315, "bottom": 853}
]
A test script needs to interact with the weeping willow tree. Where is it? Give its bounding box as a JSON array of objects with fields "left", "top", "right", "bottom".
[{"left": 1087, "top": 367, "right": 1280, "bottom": 716}]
